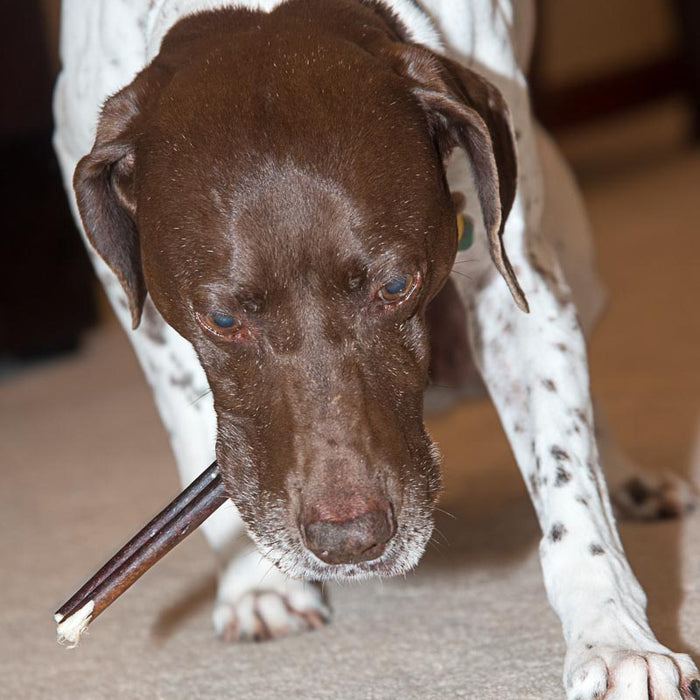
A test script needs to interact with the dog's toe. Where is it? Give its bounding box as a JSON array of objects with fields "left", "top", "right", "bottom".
[
  {"left": 566, "top": 645, "right": 699, "bottom": 700},
  {"left": 611, "top": 471, "right": 698, "bottom": 520},
  {"left": 212, "top": 546, "right": 330, "bottom": 643},
  {"left": 213, "top": 585, "right": 330, "bottom": 643},
  {"left": 567, "top": 654, "right": 608, "bottom": 699}
]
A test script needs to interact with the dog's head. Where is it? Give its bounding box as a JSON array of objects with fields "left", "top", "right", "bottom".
[{"left": 74, "top": 0, "right": 525, "bottom": 581}]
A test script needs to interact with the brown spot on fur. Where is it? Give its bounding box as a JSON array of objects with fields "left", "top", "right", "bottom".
[
  {"left": 551, "top": 445, "right": 570, "bottom": 461},
  {"left": 549, "top": 522, "right": 567, "bottom": 542},
  {"left": 587, "top": 462, "right": 598, "bottom": 482},
  {"left": 555, "top": 466, "right": 572, "bottom": 487},
  {"left": 169, "top": 373, "right": 194, "bottom": 389},
  {"left": 141, "top": 298, "right": 168, "bottom": 345},
  {"left": 542, "top": 379, "right": 556, "bottom": 392},
  {"left": 573, "top": 408, "right": 589, "bottom": 426}
]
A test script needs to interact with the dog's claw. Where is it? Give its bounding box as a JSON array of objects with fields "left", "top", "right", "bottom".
[
  {"left": 212, "top": 546, "right": 331, "bottom": 642},
  {"left": 293, "top": 606, "right": 327, "bottom": 631},
  {"left": 213, "top": 585, "right": 330, "bottom": 643}
]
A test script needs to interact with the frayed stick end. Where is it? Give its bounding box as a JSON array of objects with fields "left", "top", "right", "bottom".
[{"left": 56, "top": 600, "right": 94, "bottom": 648}]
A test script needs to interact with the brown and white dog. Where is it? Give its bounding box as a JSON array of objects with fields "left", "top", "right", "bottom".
[{"left": 54, "top": 1, "right": 699, "bottom": 698}]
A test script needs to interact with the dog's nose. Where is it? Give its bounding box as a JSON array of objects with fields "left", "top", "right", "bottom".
[{"left": 302, "top": 507, "right": 396, "bottom": 565}]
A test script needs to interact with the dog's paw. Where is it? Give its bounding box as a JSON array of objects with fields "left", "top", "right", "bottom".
[
  {"left": 212, "top": 547, "right": 330, "bottom": 642},
  {"left": 565, "top": 645, "right": 700, "bottom": 700},
  {"left": 611, "top": 471, "right": 698, "bottom": 520},
  {"left": 213, "top": 586, "right": 330, "bottom": 642}
]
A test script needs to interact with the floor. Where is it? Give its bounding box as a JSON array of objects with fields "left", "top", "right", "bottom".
[{"left": 1, "top": 139, "right": 699, "bottom": 698}]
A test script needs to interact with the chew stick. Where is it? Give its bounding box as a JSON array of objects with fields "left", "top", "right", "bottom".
[{"left": 54, "top": 462, "right": 226, "bottom": 646}]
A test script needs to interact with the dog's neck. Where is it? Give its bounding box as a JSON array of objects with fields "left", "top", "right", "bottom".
[{"left": 145, "top": 0, "right": 442, "bottom": 61}]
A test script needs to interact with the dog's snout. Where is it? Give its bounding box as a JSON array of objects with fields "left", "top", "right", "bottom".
[{"left": 302, "top": 507, "right": 396, "bottom": 565}]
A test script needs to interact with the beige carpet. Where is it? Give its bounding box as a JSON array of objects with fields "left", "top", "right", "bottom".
[{"left": 2, "top": 149, "right": 699, "bottom": 699}]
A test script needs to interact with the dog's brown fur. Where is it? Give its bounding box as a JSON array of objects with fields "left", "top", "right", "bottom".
[{"left": 73, "top": 0, "right": 518, "bottom": 579}]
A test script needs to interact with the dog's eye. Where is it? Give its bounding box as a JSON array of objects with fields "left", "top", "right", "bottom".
[
  {"left": 196, "top": 311, "right": 243, "bottom": 340},
  {"left": 377, "top": 274, "right": 417, "bottom": 304},
  {"left": 211, "top": 313, "right": 236, "bottom": 328}
]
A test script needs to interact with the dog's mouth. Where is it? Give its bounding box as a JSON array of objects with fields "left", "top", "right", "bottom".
[
  {"left": 240, "top": 491, "right": 437, "bottom": 583},
  {"left": 217, "top": 447, "right": 441, "bottom": 582}
]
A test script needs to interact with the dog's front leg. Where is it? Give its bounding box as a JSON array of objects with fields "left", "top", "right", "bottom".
[{"left": 461, "top": 232, "right": 699, "bottom": 699}]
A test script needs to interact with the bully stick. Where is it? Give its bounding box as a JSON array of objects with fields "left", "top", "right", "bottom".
[{"left": 55, "top": 462, "right": 226, "bottom": 647}]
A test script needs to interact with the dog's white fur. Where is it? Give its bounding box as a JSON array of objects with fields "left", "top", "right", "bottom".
[{"left": 54, "top": 1, "right": 699, "bottom": 697}]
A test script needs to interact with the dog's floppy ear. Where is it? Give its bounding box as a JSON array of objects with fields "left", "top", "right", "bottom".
[
  {"left": 392, "top": 45, "right": 528, "bottom": 312},
  {"left": 74, "top": 81, "right": 147, "bottom": 329}
]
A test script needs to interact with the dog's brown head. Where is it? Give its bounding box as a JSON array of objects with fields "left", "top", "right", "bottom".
[{"left": 74, "top": 0, "right": 524, "bottom": 580}]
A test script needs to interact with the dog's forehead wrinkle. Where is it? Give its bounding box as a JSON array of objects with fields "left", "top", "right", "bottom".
[
  {"left": 229, "top": 165, "right": 362, "bottom": 257},
  {"left": 209, "top": 183, "right": 428, "bottom": 307}
]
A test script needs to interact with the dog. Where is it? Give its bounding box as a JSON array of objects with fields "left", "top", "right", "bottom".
[{"left": 54, "top": 0, "right": 700, "bottom": 697}]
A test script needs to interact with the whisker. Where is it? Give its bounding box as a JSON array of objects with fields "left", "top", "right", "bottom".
[
  {"left": 258, "top": 560, "right": 278, "bottom": 586},
  {"left": 426, "top": 540, "right": 446, "bottom": 557},
  {"left": 427, "top": 382, "right": 459, "bottom": 390},
  {"left": 189, "top": 388, "right": 213, "bottom": 407},
  {"left": 434, "top": 506, "right": 457, "bottom": 520},
  {"left": 432, "top": 526, "right": 449, "bottom": 546}
]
